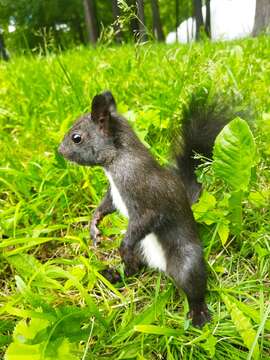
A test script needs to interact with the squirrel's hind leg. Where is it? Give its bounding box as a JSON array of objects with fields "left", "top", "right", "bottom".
[
  {"left": 166, "top": 244, "right": 210, "bottom": 328},
  {"left": 99, "top": 243, "right": 145, "bottom": 284}
]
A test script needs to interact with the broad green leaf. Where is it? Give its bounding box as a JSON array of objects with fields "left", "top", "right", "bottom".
[
  {"left": 213, "top": 117, "right": 256, "bottom": 191},
  {"left": 248, "top": 191, "right": 267, "bottom": 207},
  {"left": 192, "top": 191, "right": 217, "bottom": 224},
  {"left": 5, "top": 308, "right": 92, "bottom": 360},
  {"left": 54, "top": 338, "right": 78, "bottom": 360},
  {"left": 226, "top": 295, "right": 270, "bottom": 331},
  {"left": 217, "top": 223, "right": 230, "bottom": 245},
  {"left": 45, "top": 338, "right": 79, "bottom": 360},
  {"left": 229, "top": 190, "right": 243, "bottom": 234},
  {"left": 6, "top": 254, "right": 42, "bottom": 280},
  {"left": 0, "top": 320, "right": 15, "bottom": 333},
  {"left": 5, "top": 339, "right": 79, "bottom": 360},
  {"left": 9, "top": 256, "right": 65, "bottom": 292},
  {"left": 0, "top": 335, "right": 12, "bottom": 347},
  {"left": 52, "top": 308, "right": 95, "bottom": 342},
  {"left": 5, "top": 342, "right": 42, "bottom": 360},
  {"left": 222, "top": 294, "right": 259, "bottom": 360},
  {"left": 13, "top": 318, "right": 50, "bottom": 341}
]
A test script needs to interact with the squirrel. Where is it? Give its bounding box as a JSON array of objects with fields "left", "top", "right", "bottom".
[{"left": 58, "top": 90, "right": 231, "bottom": 327}]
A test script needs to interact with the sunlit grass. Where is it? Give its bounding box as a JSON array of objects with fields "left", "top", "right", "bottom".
[{"left": 0, "top": 37, "right": 269, "bottom": 359}]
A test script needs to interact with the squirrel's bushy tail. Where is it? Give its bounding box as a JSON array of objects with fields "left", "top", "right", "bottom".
[{"left": 175, "top": 94, "right": 240, "bottom": 203}]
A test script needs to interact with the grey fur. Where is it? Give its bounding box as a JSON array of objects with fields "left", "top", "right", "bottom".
[{"left": 59, "top": 90, "right": 216, "bottom": 327}]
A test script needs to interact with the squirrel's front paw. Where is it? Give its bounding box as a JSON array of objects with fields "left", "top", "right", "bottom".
[{"left": 90, "top": 221, "right": 102, "bottom": 246}]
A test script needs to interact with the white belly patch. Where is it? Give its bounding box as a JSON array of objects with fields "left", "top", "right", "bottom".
[
  {"left": 105, "top": 171, "right": 129, "bottom": 218},
  {"left": 140, "top": 233, "right": 167, "bottom": 272},
  {"left": 104, "top": 171, "right": 167, "bottom": 272}
]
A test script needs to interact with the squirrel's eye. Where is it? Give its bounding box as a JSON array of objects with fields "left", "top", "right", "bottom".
[{"left": 71, "top": 133, "right": 82, "bottom": 144}]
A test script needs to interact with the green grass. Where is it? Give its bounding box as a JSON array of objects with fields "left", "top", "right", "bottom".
[{"left": 0, "top": 37, "right": 270, "bottom": 359}]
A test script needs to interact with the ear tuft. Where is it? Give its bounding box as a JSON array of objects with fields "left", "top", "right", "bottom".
[
  {"left": 102, "top": 90, "right": 117, "bottom": 112},
  {"left": 91, "top": 91, "right": 116, "bottom": 134},
  {"left": 91, "top": 94, "right": 108, "bottom": 121},
  {"left": 91, "top": 90, "right": 116, "bottom": 118}
]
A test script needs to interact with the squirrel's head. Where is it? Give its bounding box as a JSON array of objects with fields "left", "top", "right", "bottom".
[{"left": 58, "top": 91, "right": 119, "bottom": 166}]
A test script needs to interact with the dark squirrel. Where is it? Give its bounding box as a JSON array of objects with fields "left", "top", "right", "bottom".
[{"left": 58, "top": 91, "right": 231, "bottom": 327}]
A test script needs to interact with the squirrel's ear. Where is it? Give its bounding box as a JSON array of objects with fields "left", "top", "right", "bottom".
[
  {"left": 102, "top": 90, "right": 117, "bottom": 112},
  {"left": 91, "top": 91, "right": 116, "bottom": 134}
]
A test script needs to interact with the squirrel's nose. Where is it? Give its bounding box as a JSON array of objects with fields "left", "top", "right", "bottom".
[{"left": 58, "top": 143, "right": 65, "bottom": 156}]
